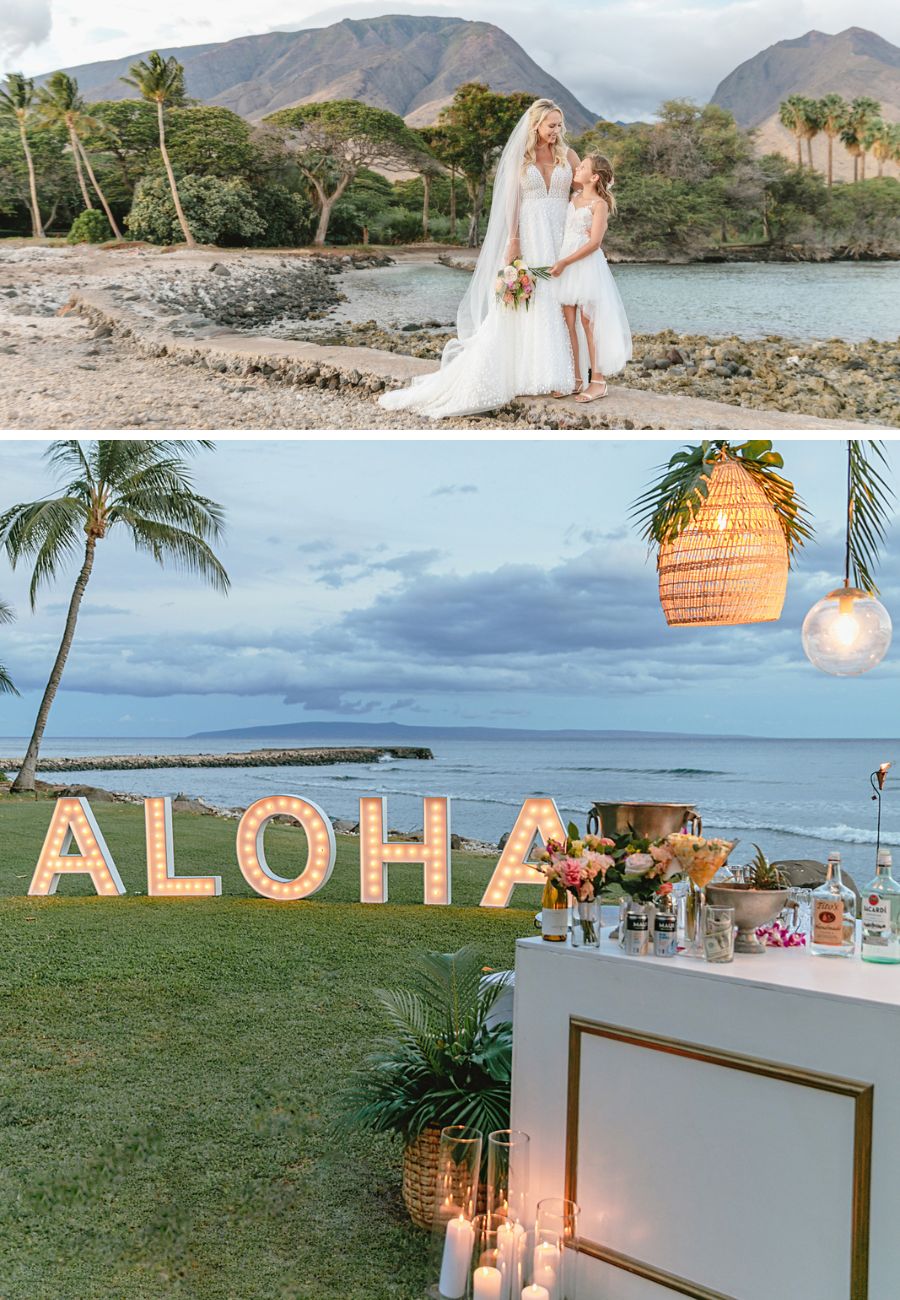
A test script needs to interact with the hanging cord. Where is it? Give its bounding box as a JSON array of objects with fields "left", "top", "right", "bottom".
[{"left": 844, "top": 439, "right": 852, "bottom": 588}]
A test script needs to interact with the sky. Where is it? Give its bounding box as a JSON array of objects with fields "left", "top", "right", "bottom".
[
  {"left": 2, "top": 0, "right": 899, "bottom": 121},
  {"left": 0, "top": 435, "right": 898, "bottom": 741}
]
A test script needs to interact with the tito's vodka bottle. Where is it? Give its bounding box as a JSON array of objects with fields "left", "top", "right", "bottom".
[
  {"left": 810, "top": 851, "right": 856, "bottom": 957},
  {"left": 861, "top": 850, "right": 900, "bottom": 964}
]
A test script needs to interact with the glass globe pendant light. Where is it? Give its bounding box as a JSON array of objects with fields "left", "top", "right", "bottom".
[{"left": 802, "top": 443, "right": 893, "bottom": 676}]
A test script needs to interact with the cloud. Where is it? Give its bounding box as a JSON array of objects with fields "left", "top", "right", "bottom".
[
  {"left": 0, "top": 0, "right": 51, "bottom": 61},
  {"left": 310, "top": 546, "right": 441, "bottom": 590},
  {"left": 44, "top": 602, "right": 131, "bottom": 617},
  {"left": 429, "top": 484, "right": 479, "bottom": 498}
]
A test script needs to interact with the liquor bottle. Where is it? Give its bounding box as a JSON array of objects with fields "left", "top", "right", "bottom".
[
  {"left": 810, "top": 851, "right": 856, "bottom": 957},
  {"left": 653, "top": 894, "right": 677, "bottom": 957},
  {"left": 861, "top": 849, "right": 900, "bottom": 964},
  {"left": 541, "top": 878, "right": 568, "bottom": 942}
]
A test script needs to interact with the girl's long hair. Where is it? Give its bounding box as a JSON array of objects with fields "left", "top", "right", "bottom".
[
  {"left": 585, "top": 153, "right": 617, "bottom": 215},
  {"left": 522, "top": 98, "right": 568, "bottom": 173}
]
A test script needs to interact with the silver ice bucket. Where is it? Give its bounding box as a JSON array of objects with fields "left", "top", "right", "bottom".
[{"left": 585, "top": 801, "right": 702, "bottom": 839}]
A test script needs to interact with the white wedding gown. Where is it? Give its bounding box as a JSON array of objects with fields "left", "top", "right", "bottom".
[{"left": 379, "top": 162, "right": 575, "bottom": 420}]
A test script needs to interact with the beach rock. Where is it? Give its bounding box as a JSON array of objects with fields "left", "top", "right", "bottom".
[{"left": 773, "top": 858, "right": 863, "bottom": 907}]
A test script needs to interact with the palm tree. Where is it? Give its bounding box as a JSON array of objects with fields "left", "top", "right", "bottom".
[
  {"left": 864, "top": 118, "right": 894, "bottom": 179},
  {"left": 846, "top": 97, "right": 881, "bottom": 181},
  {"left": 120, "top": 53, "right": 195, "bottom": 246},
  {"left": 817, "top": 94, "right": 847, "bottom": 187},
  {"left": 779, "top": 96, "right": 808, "bottom": 168},
  {"left": 800, "top": 99, "right": 822, "bottom": 171},
  {"left": 0, "top": 73, "right": 44, "bottom": 238},
  {"left": 36, "top": 72, "right": 123, "bottom": 239},
  {"left": 0, "top": 598, "right": 18, "bottom": 697},
  {"left": 0, "top": 441, "right": 229, "bottom": 793}
]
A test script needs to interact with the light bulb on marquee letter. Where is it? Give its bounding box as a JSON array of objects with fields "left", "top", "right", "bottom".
[
  {"left": 28, "top": 797, "right": 125, "bottom": 897},
  {"left": 145, "top": 797, "right": 222, "bottom": 897},
  {"left": 236, "top": 796, "right": 336, "bottom": 900},
  {"left": 480, "top": 796, "right": 566, "bottom": 908},
  {"left": 359, "top": 797, "right": 451, "bottom": 904}
]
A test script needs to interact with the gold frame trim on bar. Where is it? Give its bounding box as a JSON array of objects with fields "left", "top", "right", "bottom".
[{"left": 565, "top": 1017, "right": 873, "bottom": 1300}]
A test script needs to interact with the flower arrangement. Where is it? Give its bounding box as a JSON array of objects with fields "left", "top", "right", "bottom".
[
  {"left": 755, "top": 922, "right": 806, "bottom": 948},
  {"left": 494, "top": 258, "right": 550, "bottom": 310}
]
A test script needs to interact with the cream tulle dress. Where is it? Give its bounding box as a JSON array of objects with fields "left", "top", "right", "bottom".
[{"left": 555, "top": 199, "right": 632, "bottom": 377}]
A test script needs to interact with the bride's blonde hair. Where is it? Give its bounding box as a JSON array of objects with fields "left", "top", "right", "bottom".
[{"left": 522, "top": 98, "right": 568, "bottom": 173}]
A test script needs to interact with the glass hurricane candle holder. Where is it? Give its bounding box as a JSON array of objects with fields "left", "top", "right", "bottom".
[
  {"left": 534, "top": 1197, "right": 580, "bottom": 1300},
  {"left": 486, "top": 1129, "right": 530, "bottom": 1225},
  {"left": 468, "top": 1213, "right": 526, "bottom": 1300},
  {"left": 429, "top": 1126, "right": 483, "bottom": 1300}
]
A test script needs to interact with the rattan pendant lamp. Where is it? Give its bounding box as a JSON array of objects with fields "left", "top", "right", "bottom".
[{"left": 633, "top": 441, "right": 812, "bottom": 629}]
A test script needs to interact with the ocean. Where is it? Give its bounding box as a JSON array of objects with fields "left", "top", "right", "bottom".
[{"left": 2, "top": 734, "right": 897, "bottom": 890}]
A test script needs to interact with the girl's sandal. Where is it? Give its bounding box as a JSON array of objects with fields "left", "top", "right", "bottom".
[
  {"left": 553, "top": 379, "right": 585, "bottom": 399},
  {"left": 575, "top": 378, "right": 608, "bottom": 403}
]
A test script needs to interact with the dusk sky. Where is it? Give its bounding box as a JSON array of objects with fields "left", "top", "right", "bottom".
[
  {"left": 4, "top": 0, "right": 898, "bottom": 122},
  {"left": 0, "top": 436, "right": 897, "bottom": 741}
]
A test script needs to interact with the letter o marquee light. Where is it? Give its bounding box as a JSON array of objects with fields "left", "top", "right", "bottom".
[
  {"left": 236, "top": 796, "right": 336, "bottom": 900},
  {"left": 480, "top": 796, "right": 566, "bottom": 907},
  {"left": 28, "top": 797, "right": 125, "bottom": 897}
]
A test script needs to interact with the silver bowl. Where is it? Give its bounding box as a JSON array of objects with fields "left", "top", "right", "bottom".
[{"left": 705, "top": 883, "right": 789, "bottom": 954}]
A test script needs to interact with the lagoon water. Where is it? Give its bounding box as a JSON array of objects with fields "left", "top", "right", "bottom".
[
  {"left": 290, "top": 259, "right": 900, "bottom": 343},
  {"left": 4, "top": 734, "right": 898, "bottom": 890}
]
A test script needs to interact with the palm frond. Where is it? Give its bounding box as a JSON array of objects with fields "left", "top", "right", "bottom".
[
  {"left": 121, "top": 517, "right": 230, "bottom": 593},
  {"left": 0, "top": 498, "right": 86, "bottom": 609},
  {"left": 0, "top": 664, "right": 17, "bottom": 696},
  {"left": 847, "top": 440, "right": 894, "bottom": 593}
]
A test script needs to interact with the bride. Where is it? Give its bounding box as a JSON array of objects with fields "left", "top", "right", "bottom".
[{"left": 379, "top": 99, "right": 579, "bottom": 420}]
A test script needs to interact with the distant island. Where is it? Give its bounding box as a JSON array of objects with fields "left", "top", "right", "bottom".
[{"left": 188, "top": 721, "right": 746, "bottom": 742}]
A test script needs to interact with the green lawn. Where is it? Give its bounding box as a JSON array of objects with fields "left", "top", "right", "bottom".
[{"left": 0, "top": 799, "right": 540, "bottom": 1299}]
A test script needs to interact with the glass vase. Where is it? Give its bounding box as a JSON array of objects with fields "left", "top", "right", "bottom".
[
  {"left": 429, "top": 1126, "right": 483, "bottom": 1300},
  {"left": 534, "top": 1197, "right": 580, "bottom": 1300},
  {"left": 680, "top": 878, "right": 706, "bottom": 957},
  {"left": 571, "top": 898, "right": 601, "bottom": 948}
]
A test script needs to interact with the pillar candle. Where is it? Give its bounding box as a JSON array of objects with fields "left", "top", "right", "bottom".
[
  {"left": 439, "top": 1215, "right": 474, "bottom": 1299},
  {"left": 473, "top": 1265, "right": 503, "bottom": 1300},
  {"left": 522, "top": 1286, "right": 550, "bottom": 1300}
]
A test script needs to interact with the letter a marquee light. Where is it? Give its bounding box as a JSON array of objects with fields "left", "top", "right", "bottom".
[
  {"left": 236, "top": 796, "right": 336, "bottom": 900},
  {"left": 480, "top": 796, "right": 566, "bottom": 907},
  {"left": 28, "top": 797, "right": 125, "bottom": 897}
]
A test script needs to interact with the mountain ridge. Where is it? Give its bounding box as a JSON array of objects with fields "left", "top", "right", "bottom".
[
  {"left": 39, "top": 15, "right": 599, "bottom": 131},
  {"left": 187, "top": 721, "right": 749, "bottom": 742}
]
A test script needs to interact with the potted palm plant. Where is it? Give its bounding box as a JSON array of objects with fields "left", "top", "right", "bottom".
[
  {"left": 335, "top": 947, "right": 512, "bottom": 1229},
  {"left": 707, "top": 846, "right": 790, "bottom": 954}
]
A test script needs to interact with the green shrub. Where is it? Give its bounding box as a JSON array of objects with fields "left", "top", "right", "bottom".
[
  {"left": 126, "top": 173, "right": 265, "bottom": 246},
  {"left": 66, "top": 209, "right": 112, "bottom": 244},
  {"left": 252, "top": 183, "right": 317, "bottom": 247}
]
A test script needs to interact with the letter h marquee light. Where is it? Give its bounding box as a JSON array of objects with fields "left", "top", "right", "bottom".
[{"left": 359, "top": 797, "right": 451, "bottom": 904}]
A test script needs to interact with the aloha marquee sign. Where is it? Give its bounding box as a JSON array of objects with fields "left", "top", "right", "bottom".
[{"left": 26, "top": 794, "right": 566, "bottom": 908}]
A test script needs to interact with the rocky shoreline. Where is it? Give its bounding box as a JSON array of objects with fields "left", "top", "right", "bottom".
[
  {"left": 308, "top": 320, "right": 900, "bottom": 427},
  {"left": 0, "top": 746, "right": 433, "bottom": 773},
  {"left": 1, "top": 243, "right": 893, "bottom": 428}
]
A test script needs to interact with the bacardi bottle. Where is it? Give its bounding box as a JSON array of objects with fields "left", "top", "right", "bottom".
[
  {"left": 810, "top": 851, "right": 856, "bottom": 957},
  {"left": 861, "top": 849, "right": 900, "bottom": 964}
]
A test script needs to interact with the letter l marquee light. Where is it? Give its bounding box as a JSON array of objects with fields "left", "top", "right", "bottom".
[
  {"left": 28, "top": 797, "right": 125, "bottom": 896},
  {"left": 145, "top": 797, "right": 222, "bottom": 896},
  {"left": 480, "top": 796, "right": 566, "bottom": 907}
]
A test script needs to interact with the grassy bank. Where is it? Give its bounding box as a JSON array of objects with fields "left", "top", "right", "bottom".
[{"left": 0, "top": 800, "right": 539, "bottom": 1299}]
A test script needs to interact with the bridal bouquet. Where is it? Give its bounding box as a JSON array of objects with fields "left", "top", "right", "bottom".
[{"left": 495, "top": 258, "right": 551, "bottom": 310}]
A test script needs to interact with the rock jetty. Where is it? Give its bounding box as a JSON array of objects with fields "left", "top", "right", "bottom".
[{"left": 0, "top": 747, "right": 433, "bottom": 773}]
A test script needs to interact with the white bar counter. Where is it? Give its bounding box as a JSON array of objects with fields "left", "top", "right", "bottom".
[{"left": 510, "top": 932, "right": 900, "bottom": 1300}]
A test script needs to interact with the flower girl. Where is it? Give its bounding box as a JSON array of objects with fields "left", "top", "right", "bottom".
[{"left": 550, "top": 154, "right": 632, "bottom": 402}]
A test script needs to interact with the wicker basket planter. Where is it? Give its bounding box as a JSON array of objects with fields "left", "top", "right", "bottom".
[
  {"left": 402, "top": 1124, "right": 443, "bottom": 1230},
  {"left": 658, "top": 458, "right": 789, "bottom": 627},
  {"left": 401, "top": 1125, "right": 488, "bottom": 1230}
]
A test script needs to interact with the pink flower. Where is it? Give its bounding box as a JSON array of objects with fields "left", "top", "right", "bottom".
[
  {"left": 624, "top": 852, "right": 655, "bottom": 876},
  {"left": 561, "top": 858, "right": 583, "bottom": 889},
  {"left": 577, "top": 879, "right": 595, "bottom": 902}
]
